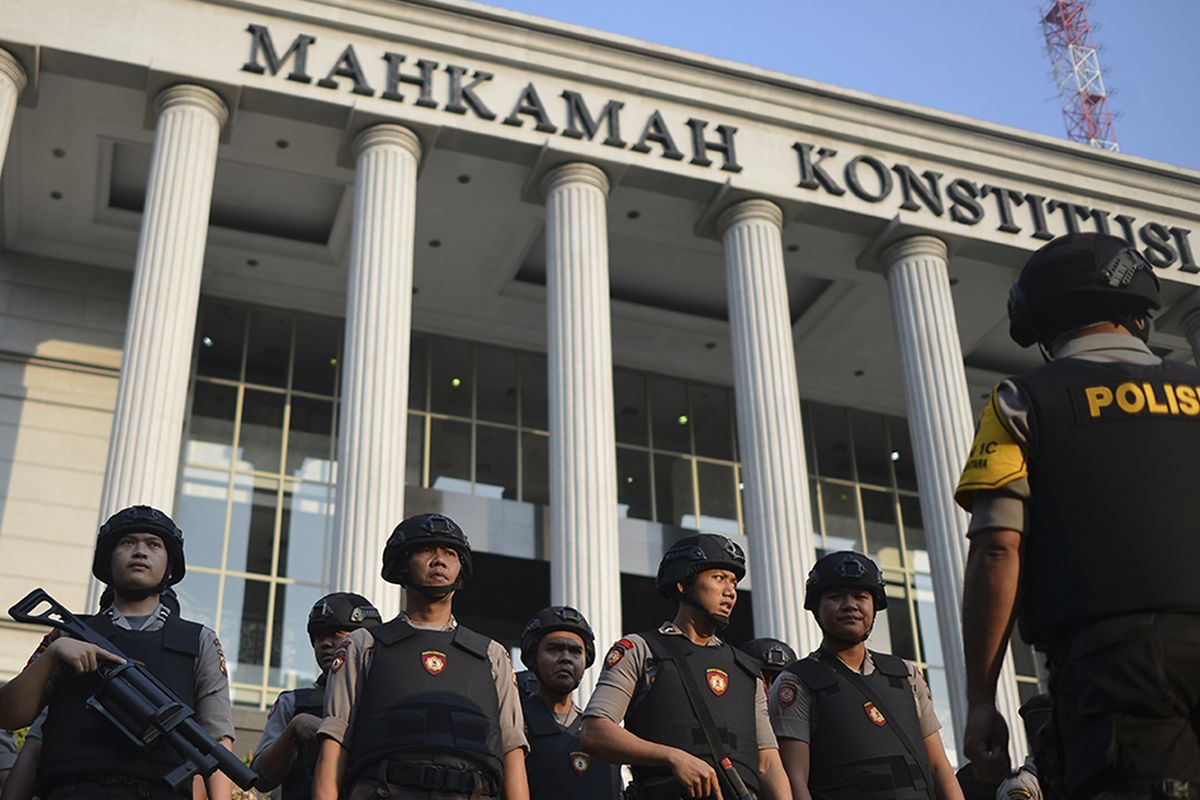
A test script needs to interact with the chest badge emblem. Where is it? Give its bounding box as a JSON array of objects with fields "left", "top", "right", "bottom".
[
  {"left": 706, "top": 668, "right": 729, "bottom": 696},
  {"left": 863, "top": 701, "right": 887, "bottom": 727},
  {"left": 422, "top": 650, "right": 448, "bottom": 675},
  {"left": 570, "top": 752, "right": 591, "bottom": 775}
]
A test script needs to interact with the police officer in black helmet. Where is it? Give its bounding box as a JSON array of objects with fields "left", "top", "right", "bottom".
[
  {"left": 312, "top": 513, "right": 529, "bottom": 800},
  {"left": 739, "top": 639, "right": 797, "bottom": 689},
  {"left": 770, "top": 551, "right": 960, "bottom": 800},
  {"left": 0, "top": 505, "right": 236, "bottom": 800},
  {"left": 519, "top": 606, "right": 622, "bottom": 800},
  {"left": 581, "top": 533, "right": 791, "bottom": 800},
  {"left": 252, "top": 592, "right": 382, "bottom": 798},
  {"left": 960, "top": 232, "right": 1200, "bottom": 798}
]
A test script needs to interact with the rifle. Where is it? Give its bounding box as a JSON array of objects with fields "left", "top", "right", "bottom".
[{"left": 9, "top": 588, "right": 257, "bottom": 792}]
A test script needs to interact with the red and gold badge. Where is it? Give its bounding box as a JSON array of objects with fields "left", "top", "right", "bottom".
[
  {"left": 603, "top": 638, "right": 634, "bottom": 668},
  {"left": 863, "top": 701, "right": 887, "bottom": 727},
  {"left": 422, "top": 650, "right": 448, "bottom": 675},
  {"left": 778, "top": 683, "right": 797, "bottom": 708},
  {"left": 706, "top": 668, "right": 729, "bottom": 696},
  {"left": 569, "top": 751, "right": 591, "bottom": 775}
]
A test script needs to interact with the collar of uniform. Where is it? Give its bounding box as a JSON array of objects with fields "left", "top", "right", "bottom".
[
  {"left": 1056, "top": 332, "right": 1159, "bottom": 364},
  {"left": 106, "top": 602, "right": 169, "bottom": 631},
  {"left": 657, "top": 621, "right": 723, "bottom": 646},
  {"left": 397, "top": 611, "right": 456, "bottom": 632},
  {"left": 814, "top": 647, "right": 876, "bottom": 676}
]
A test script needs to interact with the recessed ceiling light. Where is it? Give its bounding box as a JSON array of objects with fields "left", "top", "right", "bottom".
[
  {"left": 429, "top": 240, "right": 441, "bottom": 248},
  {"left": 49, "top": 191, "right": 63, "bottom": 200},
  {"left": 450, "top": 377, "right": 462, "bottom": 388},
  {"left": 677, "top": 414, "right": 689, "bottom": 425},
  {"left": 247, "top": 259, "right": 258, "bottom": 267},
  {"left": 52, "top": 148, "right": 65, "bottom": 158},
  {"left": 854, "top": 369, "right": 865, "bottom": 377},
  {"left": 704, "top": 342, "right": 716, "bottom": 350},
  {"left": 457, "top": 175, "right": 471, "bottom": 184},
  {"left": 275, "top": 139, "right": 289, "bottom": 149},
  {"left": 626, "top": 210, "right": 640, "bottom": 219},
  {"left": 787, "top": 244, "right": 799, "bottom": 253},
  {"left": 949, "top": 277, "right": 960, "bottom": 286},
  {"left": 201, "top": 336, "right": 214, "bottom": 347}
]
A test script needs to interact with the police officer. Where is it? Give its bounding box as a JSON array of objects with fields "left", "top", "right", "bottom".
[
  {"left": 581, "top": 533, "right": 791, "bottom": 800},
  {"left": 312, "top": 513, "right": 529, "bottom": 800},
  {"left": 0, "top": 505, "right": 236, "bottom": 800},
  {"left": 770, "top": 551, "right": 960, "bottom": 800},
  {"left": 739, "top": 639, "right": 797, "bottom": 689},
  {"left": 519, "top": 606, "right": 622, "bottom": 800},
  {"left": 252, "top": 592, "right": 382, "bottom": 798},
  {"left": 959, "top": 233, "right": 1200, "bottom": 798}
]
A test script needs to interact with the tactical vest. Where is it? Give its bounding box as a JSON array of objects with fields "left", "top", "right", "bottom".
[
  {"left": 625, "top": 629, "right": 761, "bottom": 799},
  {"left": 280, "top": 683, "right": 325, "bottom": 800},
  {"left": 787, "top": 651, "right": 932, "bottom": 800},
  {"left": 1010, "top": 357, "right": 1200, "bottom": 644},
  {"left": 38, "top": 613, "right": 201, "bottom": 791},
  {"left": 522, "top": 693, "right": 621, "bottom": 800},
  {"left": 345, "top": 619, "right": 504, "bottom": 787}
]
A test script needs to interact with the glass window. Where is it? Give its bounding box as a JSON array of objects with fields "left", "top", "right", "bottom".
[
  {"left": 519, "top": 353, "right": 548, "bottom": 432},
  {"left": 196, "top": 303, "right": 246, "bottom": 380},
  {"left": 879, "top": 584, "right": 919, "bottom": 661},
  {"left": 409, "top": 335, "right": 429, "bottom": 412},
  {"left": 696, "top": 461, "right": 738, "bottom": 535},
  {"left": 889, "top": 417, "right": 919, "bottom": 491},
  {"left": 475, "top": 425, "right": 517, "bottom": 500},
  {"left": 279, "top": 482, "right": 331, "bottom": 584},
  {"left": 225, "top": 475, "right": 280, "bottom": 575},
  {"left": 220, "top": 576, "right": 269, "bottom": 686},
  {"left": 851, "top": 410, "right": 891, "bottom": 488},
  {"left": 616, "top": 447, "right": 652, "bottom": 521},
  {"left": 691, "top": 384, "right": 734, "bottom": 460},
  {"left": 286, "top": 397, "right": 333, "bottom": 482},
  {"left": 175, "top": 467, "right": 231, "bottom": 570},
  {"left": 430, "top": 338, "right": 472, "bottom": 418},
  {"left": 475, "top": 346, "right": 517, "bottom": 425},
  {"left": 428, "top": 419, "right": 472, "bottom": 495},
  {"left": 809, "top": 403, "right": 853, "bottom": 480},
  {"left": 899, "top": 494, "right": 928, "bottom": 573},
  {"left": 238, "top": 390, "right": 285, "bottom": 474},
  {"left": 654, "top": 454, "right": 694, "bottom": 528},
  {"left": 291, "top": 315, "right": 340, "bottom": 396},
  {"left": 174, "top": 570, "right": 219, "bottom": 631},
  {"left": 269, "top": 582, "right": 325, "bottom": 689},
  {"left": 245, "top": 309, "right": 292, "bottom": 388},
  {"left": 406, "top": 415, "right": 425, "bottom": 488},
  {"left": 186, "top": 383, "right": 237, "bottom": 468},
  {"left": 862, "top": 489, "right": 901, "bottom": 568},
  {"left": 613, "top": 370, "right": 648, "bottom": 446},
  {"left": 650, "top": 377, "right": 690, "bottom": 453},
  {"left": 521, "top": 432, "right": 550, "bottom": 506},
  {"left": 819, "top": 480, "right": 860, "bottom": 551}
]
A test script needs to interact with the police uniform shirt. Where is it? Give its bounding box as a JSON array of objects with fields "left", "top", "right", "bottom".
[
  {"left": 317, "top": 612, "right": 528, "bottom": 754},
  {"left": 25, "top": 602, "right": 234, "bottom": 742},
  {"left": 252, "top": 679, "right": 321, "bottom": 795},
  {"left": 766, "top": 648, "right": 941, "bottom": 743},
  {"left": 582, "top": 622, "right": 778, "bottom": 751},
  {"left": 995, "top": 757, "right": 1042, "bottom": 799}
]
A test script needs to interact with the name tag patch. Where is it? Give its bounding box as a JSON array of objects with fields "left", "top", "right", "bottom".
[{"left": 1072, "top": 382, "right": 1200, "bottom": 423}]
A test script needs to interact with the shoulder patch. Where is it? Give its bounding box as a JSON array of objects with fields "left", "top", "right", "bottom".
[
  {"left": 603, "top": 638, "right": 634, "bottom": 669},
  {"left": 777, "top": 682, "right": 798, "bottom": 708},
  {"left": 213, "top": 636, "right": 227, "bottom": 677},
  {"left": 955, "top": 388, "right": 1028, "bottom": 511}
]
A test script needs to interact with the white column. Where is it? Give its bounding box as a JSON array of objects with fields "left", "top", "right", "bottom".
[
  {"left": 331, "top": 125, "right": 421, "bottom": 617},
  {"left": 0, "top": 49, "right": 28, "bottom": 181},
  {"left": 882, "top": 234, "right": 1027, "bottom": 761},
  {"left": 1182, "top": 309, "right": 1200, "bottom": 367},
  {"left": 718, "top": 199, "right": 820, "bottom": 654},
  {"left": 543, "top": 162, "right": 622, "bottom": 703}
]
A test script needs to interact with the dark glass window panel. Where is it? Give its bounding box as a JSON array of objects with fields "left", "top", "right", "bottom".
[
  {"left": 697, "top": 461, "right": 739, "bottom": 536},
  {"left": 690, "top": 384, "right": 734, "bottom": 460},
  {"left": 851, "top": 410, "right": 891, "bottom": 487},
  {"left": 186, "top": 382, "right": 237, "bottom": 467},
  {"left": 650, "top": 377, "right": 690, "bottom": 453},
  {"left": 899, "top": 494, "right": 928, "bottom": 571},
  {"left": 877, "top": 586, "right": 919, "bottom": 660},
  {"left": 428, "top": 419, "right": 472, "bottom": 495},
  {"left": 914, "top": 572, "right": 944, "bottom": 667},
  {"left": 278, "top": 481, "right": 331, "bottom": 583},
  {"left": 809, "top": 403, "right": 852, "bottom": 480},
  {"left": 220, "top": 576, "right": 269, "bottom": 685},
  {"left": 409, "top": 335, "right": 429, "bottom": 412},
  {"left": 430, "top": 338, "right": 473, "bottom": 418},
  {"left": 245, "top": 309, "right": 292, "bottom": 388},
  {"left": 819, "top": 480, "right": 860, "bottom": 551},
  {"left": 175, "top": 467, "right": 231, "bottom": 570},
  {"left": 1012, "top": 638, "right": 1040, "bottom": 678},
  {"left": 924, "top": 665, "right": 956, "bottom": 748},
  {"left": 654, "top": 454, "right": 695, "bottom": 528},
  {"left": 520, "top": 353, "right": 548, "bottom": 432},
  {"left": 613, "top": 370, "right": 648, "bottom": 446},
  {"left": 616, "top": 447, "right": 652, "bottom": 521},
  {"left": 521, "top": 432, "right": 550, "bottom": 506},
  {"left": 476, "top": 346, "right": 518, "bottom": 425},
  {"left": 286, "top": 397, "right": 333, "bottom": 481},
  {"left": 862, "top": 489, "right": 901, "bottom": 566},
  {"left": 809, "top": 478, "right": 821, "bottom": 535},
  {"left": 475, "top": 425, "right": 517, "bottom": 500},
  {"left": 291, "top": 315, "right": 340, "bottom": 396},
  {"left": 801, "top": 403, "right": 817, "bottom": 474},
  {"left": 238, "top": 390, "right": 285, "bottom": 474},
  {"left": 269, "top": 582, "right": 325, "bottom": 687},
  {"left": 225, "top": 475, "right": 279, "bottom": 575},
  {"left": 175, "top": 569, "right": 219, "bottom": 630},
  {"left": 889, "top": 417, "right": 919, "bottom": 491},
  {"left": 406, "top": 414, "right": 425, "bottom": 488},
  {"left": 1017, "top": 680, "right": 1042, "bottom": 706},
  {"left": 196, "top": 302, "right": 246, "bottom": 380}
]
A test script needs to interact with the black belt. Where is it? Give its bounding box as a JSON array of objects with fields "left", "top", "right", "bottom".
[{"left": 377, "top": 761, "right": 490, "bottom": 794}]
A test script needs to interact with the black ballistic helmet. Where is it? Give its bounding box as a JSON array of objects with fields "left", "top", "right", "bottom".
[
  {"left": 741, "top": 638, "right": 798, "bottom": 671},
  {"left": 381, "top": 513, "right": 473, "bottom": 590},
  {"left": 655, "top": 533, "right": 747, "bottom": 599},
  {"left": 803, "top": 551, "right": 887, "bottom": 612},
  {"left": 307, "top": 592, "right": 382, "bottom": 639},
  {"left": 520, "top": 605, "right": 597, "bottom": 671},
  {"left": 1008, "top": 233, "right": 1161, "bottom": 348},
  {"left": 93, "top": 505, "right": 186, "bottom": 586}
]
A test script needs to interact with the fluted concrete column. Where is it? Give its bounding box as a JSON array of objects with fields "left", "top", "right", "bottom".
[
  {"left": 718, "top": 200, "right": 820, "bottom": 654},
  {"left": 331, "top": 125, "right": 421, "bottom": 617},
  {"left": 882, "top": 234, "right": 1027, "bottom": 761},
  {"left": 543, "top": 162, "right": 622, "bottom": 703},
  {"left": 0, "top": 49, "right": 28, "bottom": 181},
  {"left": 1183, "top": 309, "right": 1200, "bottom": 367}
]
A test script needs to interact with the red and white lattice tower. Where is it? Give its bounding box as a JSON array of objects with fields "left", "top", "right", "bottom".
[{"left": 1041, "top": 0, "right": 1119, "bottom": 150}]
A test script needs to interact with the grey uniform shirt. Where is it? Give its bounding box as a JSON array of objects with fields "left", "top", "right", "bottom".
[
  {"left": 27, "top": 602, "right": 234, "bottom": 742},
  {"left": 251, "top": 680, "right": 321, "bottom": 793},
  {"left": 582, "top": 622, "right": 778, "bottom": 751},
  {"left": 966, "top": 334, "right": 1161, "bottom": 536},
  {"left": 767, "top": 649, "right": 942, "bottom": 743},
  {"left": 996, "top": 756, "right": 1042, "bottom": 799},
  {"left": 317, "top": 613, "right": 528, "bottom": 754}
]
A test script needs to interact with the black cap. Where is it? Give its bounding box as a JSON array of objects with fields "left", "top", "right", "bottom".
[
  {"left": 804, "top": 551, "right": 887, "bottom": 611},
  {"left": 655, "top": 534, "right": 747, "bottom": 599},
  {"left": 307, "top": 592, "right": 382, "bottom": 639},
  {"left": 520, "top": 605, "right": 597, "bottom": 670},
  {"left": 93, "top": 505, "right": 186, "bottom": 586}
]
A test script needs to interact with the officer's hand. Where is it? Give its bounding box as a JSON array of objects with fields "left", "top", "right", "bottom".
[
  {"left": 48, "top": 638, "right": 125, "bottom": 673},
  {"left": 289, "top": 712, "right": 322, "bottom": 745},
  {"left": 963, "top": 703, "right": 1011, "bottom": 782},
  {"left": 667, "top": 749, "right": 724, "bottom": 799}
]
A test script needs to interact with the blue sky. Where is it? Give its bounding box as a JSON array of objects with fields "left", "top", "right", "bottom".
[{"left": 481, "top": 1, "right": 1199, "bottom": 172}]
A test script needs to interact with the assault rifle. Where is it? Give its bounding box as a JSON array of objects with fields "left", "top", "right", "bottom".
[{"left": 9, "top": 588, "right": 257, "bottom": 792}]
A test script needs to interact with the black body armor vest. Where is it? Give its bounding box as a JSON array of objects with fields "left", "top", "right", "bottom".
[
  {"left": 625, "top": 629, "right": 761, "bottom": 799},
  {"left": 522, "top": 694, "right": 621, "bottom": 800},
  {"left": 38, "top": 613, "right": 201, "bottom": 791},
  {"left": 345, "top": 619, "right": 504, "bottom": 787},
  {"left": 1010, "top": 357, "right": 1200, "bottom": 644},
  {"left": 787, "top": 651, "right": 932, "bottom": 800},
  {"left": 280, "top": 683, "right": 325, "bottom": 800}
]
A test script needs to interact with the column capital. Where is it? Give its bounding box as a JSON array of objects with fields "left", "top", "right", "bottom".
[
  {"left": 0, "top": 49, "right": 28, "bottom": 93},
  {"left": 156, "top": 84, "right": 229, "bottom": 127},
  {"left": 717, "top": 198, "right": 783, "bottom": 236},
  {"left": 541, "top": 162, "right": 609, "bottom": 198},
  {"left": 881, "top": 233, "right": 948, "bottom": 267},
  {"left": 353, "top": 123, "right": 422, "bottom": 161}
]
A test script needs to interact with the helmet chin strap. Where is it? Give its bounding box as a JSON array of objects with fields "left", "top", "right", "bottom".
[
  {"left": 817, "top": 615, "right": 876, "bottom": 647},
  {"left": 114, "top": 584, "right": 163, "bottom": 603},
  {"left": 680, "top": 591, "right": 730, "bottom": 634},
  {"left": 407, "top": 575, "right": 463, "bottom": 600}
]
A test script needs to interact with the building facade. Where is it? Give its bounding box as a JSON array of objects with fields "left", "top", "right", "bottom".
[{"left": 2, "top": 0, "right": 1199, "bottom": 762}]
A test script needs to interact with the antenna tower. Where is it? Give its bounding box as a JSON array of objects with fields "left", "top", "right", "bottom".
[{"left": 1041, "top": 0, "right": 1118, "bottom": 150}]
